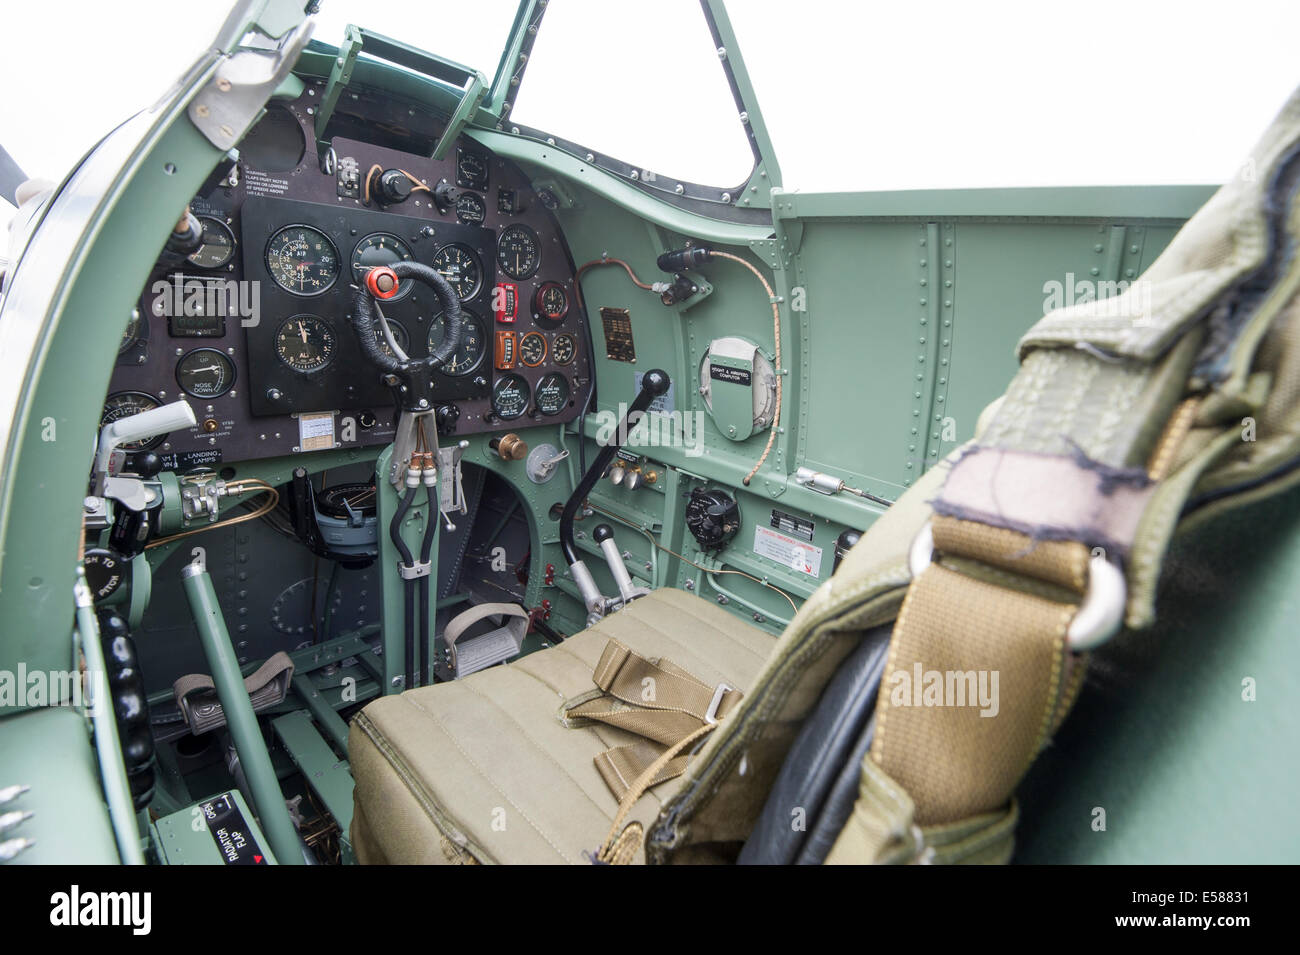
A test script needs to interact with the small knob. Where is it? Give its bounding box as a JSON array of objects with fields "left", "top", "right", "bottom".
[
  {"left": 608, "top": 462, "right": 626, "bottom": 486},
  {"left": 625, "top": 469, "right": 643, "bottom": 490},
  {"left": 593, "top": 524, "right": 615, "bottom": 544},
  {"left": 435, "top": 404, "right": 460, "bottom": 436},
  {"left": 492, "top": 433, "right": 528, "bottom": 461}
]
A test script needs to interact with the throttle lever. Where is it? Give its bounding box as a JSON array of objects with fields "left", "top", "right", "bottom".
[{"left": 593, "top": 524, "right": 647, "bottom": 606}]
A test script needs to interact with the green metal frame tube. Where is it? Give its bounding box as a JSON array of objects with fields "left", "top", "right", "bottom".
[{"left": 181, "top": 564, "right": 302, "bottom": 865}]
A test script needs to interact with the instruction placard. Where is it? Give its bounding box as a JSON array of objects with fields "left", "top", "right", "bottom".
[
  {"left": 297, "top": 412, "right": 335, "bottom": 452},
  {"left": 753, "top": 525, "right": 823, "bottom": 578}
]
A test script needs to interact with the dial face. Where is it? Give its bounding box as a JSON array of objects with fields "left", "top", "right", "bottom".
[
  {"left": 275, "top": 315, "right": 336, "bottom": 372},
  {"left": 432, "top": 243, "right": 483, "bottom": 301},
  {"left": 491, "top": 373, "right": 531, "bottom": 420},
  {"left": 519, "top": 331, "right": 547, "bottom": 367},
  {"left": 316, "top": 482, "right": 378, "bottom": 519},
  {"left": 552, "top": 333, "right": 576, "bottom": 365},
  {"left": 375, "top": 319, "right": 410, "bottom": 360},
  {"left": 101, "top": 392, "right": 166, "bottom": 451},
  {"left": 456, "top": 149, "right": 488, "bottom": 190},
  {"left": 266, "top": 225, "right": 340, "bottom": 296},
  {"left": 119, "top": 310, "right": 144, "bottom": 355},
  {"left": 351, "top": 233, "right": 415, "bottom": 299},
  {"left": 455, "top": 192, "right": 486, "bottom": 224},
  {"left": 176, "top": 348, "right": 236, "bottom": 398},
  {"left": 535, "top": 282, "right": 569, "bottom": 323},
  {"left": 496, "top": 224, "right": 540, "bottom": 280},
  {"left": 187, "top": 216, "right": 236, "bottom": 270},
  {"left": 427, "top": 309, "right": 487, "bottom": 377},
  {"left": 535, "top": 373, "right": 571, "bottom": 416}
]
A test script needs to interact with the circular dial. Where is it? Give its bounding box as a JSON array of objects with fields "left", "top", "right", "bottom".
[
  {"left": 455, "top": 192, "right": 486, "bottom": 224},
  {"left": 491, "top": 374, "right": 531, "bottom": 419},
  {"left": 534, "top": 282, "right": 569, "bottom": 324},
  {"left": 119, "top": 310, "right": 144, "bottom": 355},
  {"left": 552, "top": 333, "right": 576, "bottom": 365},
  {"left": 187, "top": 216, "right": 236, "bottom": 270},
  {"left": 426, "top": 309, "right": 486, "bottom": 377},
  {"left": 496, "top": 224, "right": 540, "bottom": 280},
  {"left": 519, "top": 331, "right": 547, "bottom": 367},
  {"left": 100, "top": 392, "right": 166, "bottom": 451},
  {"left": 316, "top": 482, "right": 378, "bottom": 519},
  {"left": 535, "top": 373, "right": 571, "bottom": 416},
  {"left": 457, "top": 151, "right": 488, "bottom": 190},
  {"left": 375, "top": 319, "right": 410, "bottom": 360},
  {"left": 266, "top": 225, "right": 340, "bottom": 296},
  {"left": 351, "top": 233, "right": 415, "bottom": 299},
  {"left": 176, "top": 348, "right": 236, "bottom": 398},
  {"left": 275, "top": 315, "right": 336, "bottom": 372},
  {"left": 432, "top": 243, "right": 482, "bottom": 300}
]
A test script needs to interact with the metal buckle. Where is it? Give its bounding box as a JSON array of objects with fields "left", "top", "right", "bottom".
[
  {"left": 704, "top": 683, "right": 734, "bottom": 724},
  {"left": 908, "top": 520, "right": 1125, "bottom": 652}
]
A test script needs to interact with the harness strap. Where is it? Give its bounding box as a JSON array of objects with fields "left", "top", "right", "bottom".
[{"left": 563, "top": 638, "right": 743, "bottom": 811}]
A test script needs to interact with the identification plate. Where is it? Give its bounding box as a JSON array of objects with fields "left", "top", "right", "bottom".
[{"left": 770, "top": 508, "right": 815, "bottom": 542}]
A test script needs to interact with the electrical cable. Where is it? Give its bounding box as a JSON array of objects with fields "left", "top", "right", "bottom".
[{"left": 708, "top": 250, "right": 783, "bottom": 487}]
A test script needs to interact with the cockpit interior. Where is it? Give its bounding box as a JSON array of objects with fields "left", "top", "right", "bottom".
[{"left": 1, "top": 0, "right": 1298, "bottom": 881}]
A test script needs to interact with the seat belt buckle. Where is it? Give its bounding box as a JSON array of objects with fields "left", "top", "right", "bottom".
[{"left": 704, "top": 683, "right": 734, "bottom": 724}]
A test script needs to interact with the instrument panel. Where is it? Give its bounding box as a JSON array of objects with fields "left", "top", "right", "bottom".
[{"left": 106, "top": 88, "right": 593, "bottom": 471}]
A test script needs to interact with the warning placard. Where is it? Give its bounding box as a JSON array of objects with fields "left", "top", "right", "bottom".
[{"left": 753, "top": 525, "right": 823, "bottom": 578}]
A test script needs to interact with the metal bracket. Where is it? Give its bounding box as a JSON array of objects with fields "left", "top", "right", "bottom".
[
  {"left": 397, "top": 561, "right": 431, "bottom": 581},
  {"left": 314, "top": 24, "right": 363, "bottom": 154},
  {"left": 188, "top": 13, "right": 317, "bottom": 152}
]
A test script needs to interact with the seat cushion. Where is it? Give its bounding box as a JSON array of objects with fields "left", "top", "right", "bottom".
[{"left": 349, "top": 588, "right": 774, "bottom": 864}]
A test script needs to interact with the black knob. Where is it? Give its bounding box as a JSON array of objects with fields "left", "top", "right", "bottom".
[
  {"left": 126, "top": 451, "right": 163, "bottom": 478},
  {"left": 435, "top": 403, "right": 460, "bottom": 436},
  {"left": 641, "top": 368, "right": 671, "bottom": 397},
  {"left": 593, "top": 523, "right": 615, "bottom": 544},
  {"left": 378, "top": 168, "right": 412, "bottom": 204}
]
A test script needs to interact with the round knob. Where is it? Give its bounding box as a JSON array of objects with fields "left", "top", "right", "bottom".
[
  {"left": 625, "top": 469, "right": 643, "bottom": 490},
  {"left": 378, "top": 169, "right": 412, "bottom": 204},
  {"left": 608, "top": 463, "right": 626, "bottom": 486},
  {"left": 365, "top": 266, "right": 401, "bottom": 299},
  {"left": 435, "top": 404, "right": 460, "bottom": 436},
  {"left": 494, "top": 433, "right": 528, "bottom": 461},
  {"left": 593, "top": 524, "right": 614, "bottom": 543},
  {"left": 641, "top": 369, "right": 671, "bottom": 397}
]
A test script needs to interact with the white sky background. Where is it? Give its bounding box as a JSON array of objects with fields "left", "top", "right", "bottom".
[{"left": 4, "top": 0, "right": 1300, "bottom": 233}]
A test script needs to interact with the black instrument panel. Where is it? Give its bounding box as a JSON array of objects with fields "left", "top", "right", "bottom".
[{"left": 108, "top": 88, "right": 592, "bottom": 471}]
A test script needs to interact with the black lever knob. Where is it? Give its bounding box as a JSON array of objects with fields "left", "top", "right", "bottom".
[{"left": 593, "top": 523, "right": 615, "bottom": 544}]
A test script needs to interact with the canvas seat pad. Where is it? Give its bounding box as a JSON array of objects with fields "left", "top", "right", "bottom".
[{"left": 349, "top": 587, "right": 773, "bottom": 864}]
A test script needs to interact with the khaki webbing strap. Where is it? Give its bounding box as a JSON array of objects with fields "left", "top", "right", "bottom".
[
  {"left": 173, "top": 651, "right": 295, "bottom": 736},
  {"left": 870, "top": 557, "right": 1084, "bottom": 826},
  {"left": 867, "top": 396, "right": 1198, "bottom": 837},
  {"left": 564, "top": 639, "right": 743, "bottom": 804}
]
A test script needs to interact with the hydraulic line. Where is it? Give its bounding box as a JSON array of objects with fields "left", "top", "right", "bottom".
[
  {"left": 417, "top": 480, "right": 439, "bottom": 687},
  {"left": 389, "top": 482, "right": 418, "bottom": 690}
]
